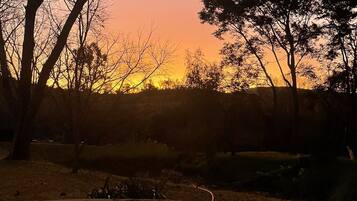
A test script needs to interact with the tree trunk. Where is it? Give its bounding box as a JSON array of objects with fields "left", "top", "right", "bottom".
[
  {"left": 290, "top": 71, "right": 300, "bottom": 151},
  {"left": 262, "top": 86, "right": 278, "bottom": 150},
  {"left": 347, "top": 74, "right": 357, "bottom": 152},
  {"left": 285, "top": 16, "right": 300, "bottom": 151},
  {"left": 71, "top": 107, "right": 81, "bottom": 174},
  {"left": 8, "top": 0, "right": 43, "bottom": 160},
  {"left": 71, "top": 80, "right": 83, "bottom": 173},
  {"left": 10, "top": 113, "right": 33, "bottom": 160},
  {"left": 11, "top": 132, "right": 31, "bottom": 160},
  {"left": 72, "top": 140, "right": 80, "bottom": 173},
  {"left": 272, "top": 86, "right": 278, "bottom": 116}
]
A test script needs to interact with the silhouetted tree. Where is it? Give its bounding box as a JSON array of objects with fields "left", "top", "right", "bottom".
[
  {"left": 322, "top": 0, "right": 356, "bottom": 93},
  {"left": 0, "top": 0, "right": 88, "bottom": 160},
  {"left": 160, "top": 79, "right": 183, "bottom": 90},
  {"left": 200, "top": 1, "right": 278, "bottom": 113},
  {"left": 50, "top": 11, "right": 173, "bottom": 172},
  {"left": 220, "top": 43, "right": 266, "bottom": 92},
  {"left": 185, "top": 49, "right": 223, "bottom": 91},
  {"left": 142, "top": 80, "right": 159, "bottom": 92},
  {"left": 200, "top": 0, "right": 322, "bottom": 145},
  {"left": 321, "top": 0, "right": 357, "bottom": 152},
  {"left": 114, "top": 31, "right": 174, "bottom": 94},
  {"left": 48, "top": 0, "right": 109, "bottom": 173},
  {"left": 53, "top": 42, "right": 112, "bottom": 173}
]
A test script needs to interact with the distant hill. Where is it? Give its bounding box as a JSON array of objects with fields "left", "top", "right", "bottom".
[{"left": 0, "top": 83, "right": 352, "bottom": 154}]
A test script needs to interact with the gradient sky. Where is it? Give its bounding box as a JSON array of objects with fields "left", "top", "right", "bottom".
[{"left": 106, "top": 0, "right": 224, "bottom": 81}]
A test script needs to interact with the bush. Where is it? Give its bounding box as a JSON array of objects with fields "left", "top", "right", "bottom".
[{"left": 89, "top": 177, "right": 167, "bottom": 199}]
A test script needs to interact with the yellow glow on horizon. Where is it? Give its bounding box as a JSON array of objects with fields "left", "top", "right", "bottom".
[
  {"left": 106, "top": 0, "right": 224, "bottom": 80},
  {"left": 105, "top": 0, "right": 323, "bottom": 90}
]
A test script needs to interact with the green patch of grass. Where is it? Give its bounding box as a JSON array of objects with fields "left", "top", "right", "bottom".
[
  {"left": 0, "top": 142, "right": 10, "bottom": 159},
  {"left": 28, "top": 142, "right": 178, "bottom": 177},
  {"left": 29, "top": 142, "right": 175, "bottom": 162},
  {"left": 177, "top": 152, "right": 297, "bottom": 184},
  {"left": 81, "top": 142, "right": 176, "bottom": 160},
  {"left": 237, "top": 151, "right": 297, "bottom": 160},
  {"left": 2, "top": 142, "right": 298, "bottom": 182}
]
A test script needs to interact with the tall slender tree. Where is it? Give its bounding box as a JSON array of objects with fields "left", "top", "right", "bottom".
[{"left": 322, "top": 0, "right": 357, "bottom": 150}]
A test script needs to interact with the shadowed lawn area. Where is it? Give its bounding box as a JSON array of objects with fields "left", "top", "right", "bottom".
[
  {"left": 33, "top": 142, "right": 179, "bottom": 178},
  {"left": 0, "top": 160, "right": 287, "bottom": 201},
  {"left": 27, "top": 142, "right": 297, "bottom": 183},
  {"left": 0, "top": 160, "right": 113, "bottom": 201},
  {"left": 4, "top": 142, "right": 357, "bottom": 200},
  {"left": 0, "top": 142, "right": 292, "bottom": 200},
  {"left": 0, "top": 160, "right": 216, "bottom": 201},
  {"left": 1, "top": 142, "right": 297, "bottom": 183}
]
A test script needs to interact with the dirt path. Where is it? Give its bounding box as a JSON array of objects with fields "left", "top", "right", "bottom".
[{"left": 193, "top": 185, "right": 215, "bottom": 201}]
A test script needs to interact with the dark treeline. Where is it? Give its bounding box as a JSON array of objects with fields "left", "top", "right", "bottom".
[{"left": 0, "top": 85, "right": 351, "bottom": 156}]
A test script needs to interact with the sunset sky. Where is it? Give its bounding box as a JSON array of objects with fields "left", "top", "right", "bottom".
[
  {"left": 104, "top": 0, "right": 323, "bottom": 88},
  {"left": 106, "top": 0, "right": 224, "bottom": 82}
]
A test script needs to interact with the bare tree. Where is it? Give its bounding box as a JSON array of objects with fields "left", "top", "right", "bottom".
[
  {"left": 51, "top": 0, "right": 108, "bottom": 173},
  {"left": 113, "top": 31, "right": 175, "bottom": 94},
  {"left": 52, "top": 42, "right": 114, "bottom": 173},
  {"left": 0, "top": 0, "right": 88, "bottom": 160},
  {"left": 50, "top": 28, "right": 173, "bottom": 172}
]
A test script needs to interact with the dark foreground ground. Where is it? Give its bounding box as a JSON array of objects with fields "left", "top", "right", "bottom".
[
  {"left": 0, "top": 161, "right": 286, "bottom": 201},
  {"left": 1, "top": 142, "right": 357, "bottom": 201}
]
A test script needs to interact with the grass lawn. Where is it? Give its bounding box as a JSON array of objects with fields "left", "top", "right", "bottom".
[
  {"left": 1, "top": 142, "right": 298, "bottom": 182},
  {"left": 30, "top": 143, "right": 298, "bottom": 182},
  {"left": 0, "top": 142, "right": 291, "bottom": 201},
  {"left": 0, "top": 160, "right": 288, "bottom": 201},
  {"left": 4, "top": 142, "right": 357, "bottom": 200},
  {"left": 0, "top": 160, "right": 112, "bottom": 201}
]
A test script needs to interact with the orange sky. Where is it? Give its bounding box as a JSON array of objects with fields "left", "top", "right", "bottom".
[
  {"left": 106, "top": 0, "right": 224, "bottom": 81},
  {"left": 105, "top": 0, "right": 323, "bottom": 89}
]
